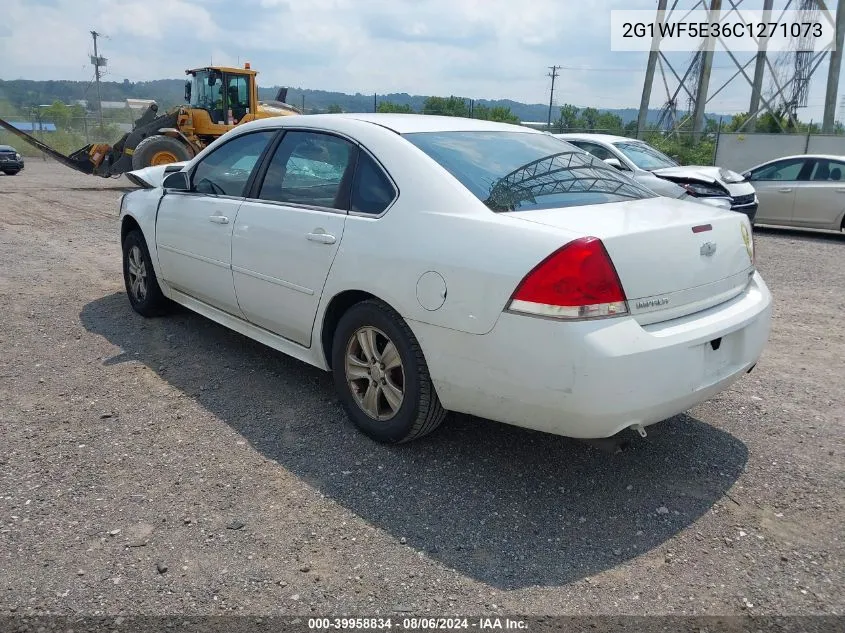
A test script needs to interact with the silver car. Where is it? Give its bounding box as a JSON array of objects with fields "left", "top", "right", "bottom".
[
  {"left": 556, "top": 134, "right": 758, "bottom": 223},
  {"left": 742, "top": 154, "right": 845, "bottom": 232}
]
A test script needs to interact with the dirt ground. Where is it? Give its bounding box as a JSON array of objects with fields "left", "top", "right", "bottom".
[{"left": 0, "top": 162, "right": 842, "bottom": 617}]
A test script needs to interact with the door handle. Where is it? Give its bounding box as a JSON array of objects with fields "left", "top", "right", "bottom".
[
  {"left": 836, "top": 188, "right": 845, "bottom": 193},
  {"left": 208, "top": 215, "right": 229, "bottom": 224},
  {"left": 306, "top": 232, "right": 336, "bottom": 244},
  {"left": 777, "top": 188, "right": 793, "bottom": 193}
]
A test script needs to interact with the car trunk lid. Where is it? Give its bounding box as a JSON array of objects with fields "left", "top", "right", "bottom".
[{"left": 511, "top": 196, "right": 755, "bottom": 324}]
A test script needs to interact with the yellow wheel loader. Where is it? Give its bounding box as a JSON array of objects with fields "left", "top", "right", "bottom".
[{"left": 0, "top": 64, "right": 300, "bottom": 178}]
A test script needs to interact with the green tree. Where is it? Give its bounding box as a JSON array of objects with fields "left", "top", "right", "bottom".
[
  {"left": 422, "top": 96, "right": 469, "bottom": 117},
  {"left": 472, "top": 104, "right": 519, "bottom": 123},
  {"left": 644, "top": 133, "right": 716, "bottom": 166},
  {"left": 581, "top": 107, "right": 599, "bottom": 130},
  {"left": 725, "top": 112, "right": 750, "bottom": 132},
  {"left": 558, "top": 103, "right": 580, "bottom": 129},
  {"left": 595, "top": 111, "right": 624, "bottom": 133},
  {"left": 377, "top": 101, "right": 415, "bottom": 113},
  {"left": 40, "top": 101, "right": 73, "bottom": 130},
  {"left": 487, "top": 106, "right": 519, "bottom": 123},
  {"left": 326, "top": 104, "right": 343, "bottom": 113},
  {"left": 757, "top": 110, "right": 787, "bottom": 133}
]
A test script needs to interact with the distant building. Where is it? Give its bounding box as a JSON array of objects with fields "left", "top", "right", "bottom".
[
  {"left": 4, "top": 121, "right": 57, "bottom": 133},
  {"left": 74, "top": 99, "right": 156, "bottom": 113}
]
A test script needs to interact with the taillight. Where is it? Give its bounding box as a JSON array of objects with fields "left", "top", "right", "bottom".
[{"left": 507, "top": 236, "right": 629, "bottom": 319}]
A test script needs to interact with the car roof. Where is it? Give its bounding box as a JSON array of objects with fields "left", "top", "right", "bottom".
[
  {"left": 555, "top": 133, "right": 636, "bottom": 144},
  {"left": 244, "top": 112, "right": 541, "bottom": 135},
  {"left": 754, "top": 154, "right": 845, "bottom": 163},
  {"left": 744, "top": 154, "right": 845, "bottom": 172}
]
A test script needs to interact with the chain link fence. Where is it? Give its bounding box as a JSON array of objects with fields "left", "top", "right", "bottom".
[{"left": 0, "top": 112, "right": 137, "bottom": 159}]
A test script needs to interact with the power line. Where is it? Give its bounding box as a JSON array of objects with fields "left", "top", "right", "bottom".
[{"left": 559, "top": 64, "right": 737, "bottom": 73}]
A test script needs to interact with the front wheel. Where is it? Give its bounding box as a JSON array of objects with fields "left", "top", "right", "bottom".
[
  {"left": 131, "top": 135, "right": 191, "bottom": 170},
  {"left": 122, "top": 229, "right": 169, "bottom": 317},
  {"left": 331, "top": 300, "right": 446, "bottom": 443}
]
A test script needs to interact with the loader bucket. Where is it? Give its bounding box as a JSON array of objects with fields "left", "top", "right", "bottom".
[{"left": 0, "top": 117, "right": 98, "bottom": 175}]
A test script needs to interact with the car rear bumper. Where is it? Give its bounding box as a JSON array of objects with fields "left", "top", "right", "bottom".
[{"left": 410, "top": 271, "right": 772, "bottom": 439}]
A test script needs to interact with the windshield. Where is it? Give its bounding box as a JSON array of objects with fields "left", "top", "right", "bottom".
[
  {"left": 189, "top": 70, "right": 222, "bottom": 111},
  {"left": 403, "top": 131, "right": 655, "bottom": 212},
  {"left": 612, "top": 141, "right": 678, "bottom": 171}
]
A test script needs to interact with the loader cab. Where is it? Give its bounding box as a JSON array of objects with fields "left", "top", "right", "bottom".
[{"left": 184, "top": 65, "right": 258, "bottom": 130}]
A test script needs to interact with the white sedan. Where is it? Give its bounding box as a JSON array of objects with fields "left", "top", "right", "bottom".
[
  {"left": 742, "top": 154, "right": 845, "bottom": 231},
  {"left": 119, "top": 113, "right": 772, "bottom": 444}
]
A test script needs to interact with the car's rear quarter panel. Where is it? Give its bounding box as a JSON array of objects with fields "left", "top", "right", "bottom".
[{"left": 316, "top": 123, "right": 579, "bottom": 338}]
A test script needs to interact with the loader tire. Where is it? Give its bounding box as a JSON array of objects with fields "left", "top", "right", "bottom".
[{"left": 131, "top": 135, "right": 191, "bottom": 170}]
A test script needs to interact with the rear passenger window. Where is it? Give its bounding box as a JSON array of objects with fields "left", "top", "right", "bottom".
[
  {"left": 572, "top": 142, "right": 614, "bottom": 161},
  {"left": 257, "top": 131, "right": 357, "bottom": 210},
  {"left": 351, "top": 152, "right": 396, "bottom": 215}
]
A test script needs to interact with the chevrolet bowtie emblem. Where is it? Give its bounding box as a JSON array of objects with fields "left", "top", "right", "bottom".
[{"left": 700, "top": 241, "right": 717, "bottom": 257}]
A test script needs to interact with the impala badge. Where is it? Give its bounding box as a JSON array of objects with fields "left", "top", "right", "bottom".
[{"left": 700, "top": 241, "right": 717, "bottom": 257}]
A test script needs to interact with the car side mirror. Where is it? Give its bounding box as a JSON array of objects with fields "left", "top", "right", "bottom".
[
  {"left": 163, "top": 171, "right": 190, "bottom": 191},
  {"left": 603, "top": 157, "right": 626, "bottom": 171},
  {"left": 184, "top": 81, "right": 192, "bottom": 103}
]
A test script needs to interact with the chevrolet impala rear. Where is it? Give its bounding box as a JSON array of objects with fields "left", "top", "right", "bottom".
[{"left": 395, "top": 129, "right": 772, "bottom": 439}]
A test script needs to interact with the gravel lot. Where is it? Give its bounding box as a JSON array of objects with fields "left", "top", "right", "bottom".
[{"left": 0, "top": 162, "right": 842, "bottom": 617}]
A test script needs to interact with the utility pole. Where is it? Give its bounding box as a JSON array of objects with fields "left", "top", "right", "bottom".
[
  {"left": 301, "top": 94, "right": 305, "bottom": 113},
  {"left": 747, "top": 0, "right": 774, "bottom": 132},
  {"left": 637, "top": 0, "right": 668, "bottom": 138},
  {"left": 822, "top": 0, "right": 845, "bottom": 133},
  {"left": 90, "top": 30, "right": 105, "bottom": 128},
  {"left": 547, "top": 65, "right": 561, "bottom": 129},
  {"left": 692, "top": 0, "right": 721, "bottom": 142},
  {"left": 374, "top": 92, "right": 377, "bottom": 112}
]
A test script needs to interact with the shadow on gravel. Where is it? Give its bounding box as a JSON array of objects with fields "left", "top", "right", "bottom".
[{"left": 81, "top": 292, "right": 748, "bottom": 590}]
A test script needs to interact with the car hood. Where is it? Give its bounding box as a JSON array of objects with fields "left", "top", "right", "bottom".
[
  {"left": 650, "top": 165, "right": 746, "bottom": 187},
  {"left": 124, "top": 161, "right": 188, "bottom": 189}
]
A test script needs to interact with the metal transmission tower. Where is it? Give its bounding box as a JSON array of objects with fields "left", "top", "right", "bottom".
[
  {"left": 769, "top": 0, "right": 820, "bottom": 123},
  {"left": 685, "top": 51, "right": 704, "bottom": 115},
  {"left": 636, "top": 0, "right": 843, "bottom": 137}
]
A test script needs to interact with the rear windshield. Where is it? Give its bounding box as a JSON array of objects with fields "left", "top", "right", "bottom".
[{"left": 402, "top": 131, "right": 655, "bottom": 212}]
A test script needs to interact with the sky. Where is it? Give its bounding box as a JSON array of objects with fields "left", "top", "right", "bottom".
[{"left": 1, "top": 0, "right": 842, "bottom": 121}]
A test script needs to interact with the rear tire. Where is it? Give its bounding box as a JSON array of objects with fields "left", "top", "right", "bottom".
[
  {"left": 131, "top": 135, "right": 191, "bottom": 170},
  {"left": 122, "top": 229, "right": 169, "bottom": 317},
  {"left": 331, "top": 299, "right": 446, "bottom": 443}
]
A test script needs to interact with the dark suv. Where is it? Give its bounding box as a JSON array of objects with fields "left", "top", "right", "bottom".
[{"left": 0, "top": 145, "right": 24, "bottom": 175}]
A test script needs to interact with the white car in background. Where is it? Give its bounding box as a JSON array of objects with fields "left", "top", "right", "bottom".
[
  {"left": 556, "top": 133, "right": 759, "bottom": 223},
  {"left": 119, "top": 114, "right": 772, "bottom": 444},
  {"left": 742, "top": 154, "right": 845, "bottom": 232}
]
